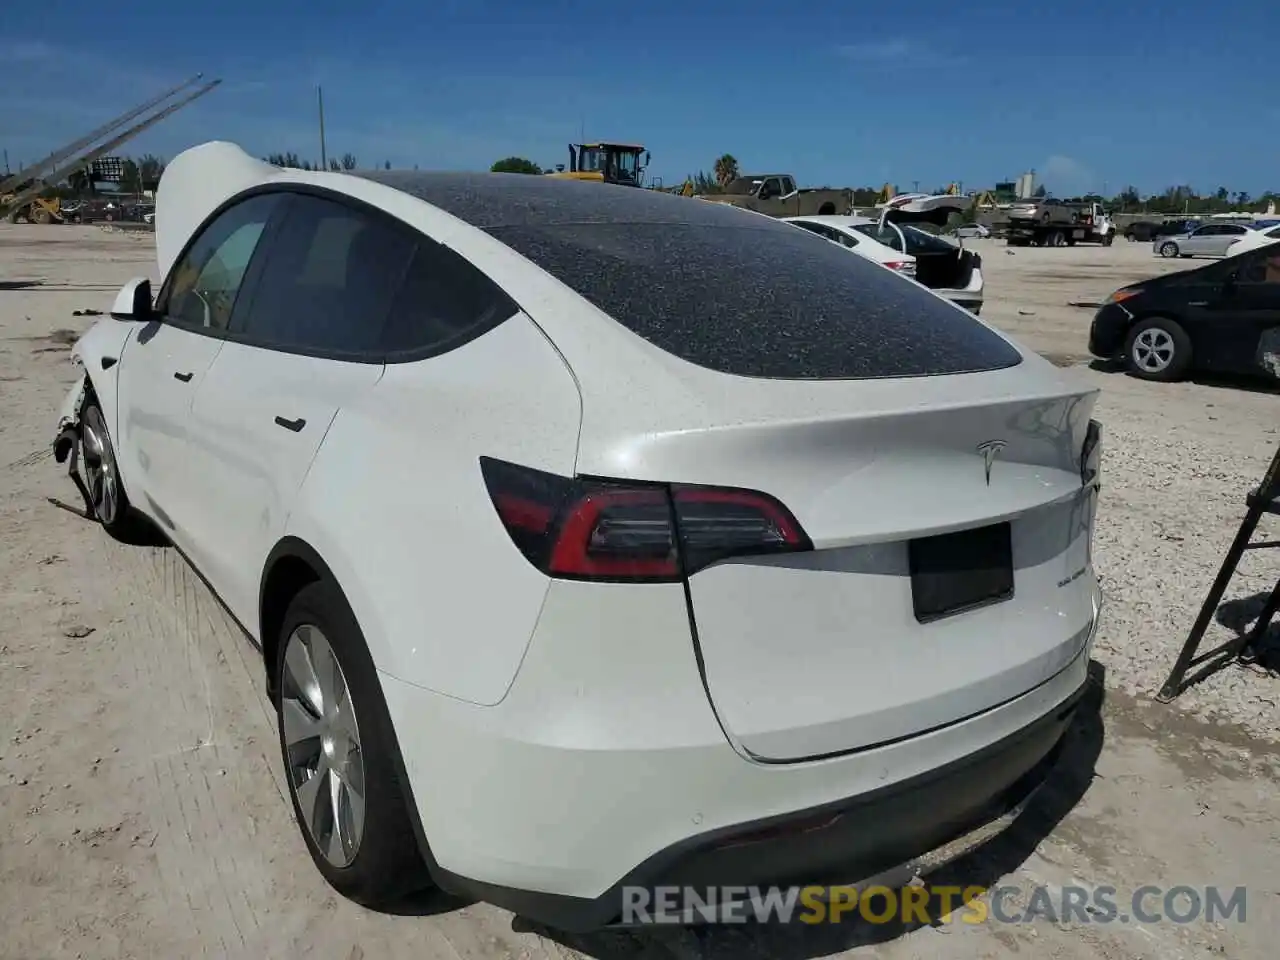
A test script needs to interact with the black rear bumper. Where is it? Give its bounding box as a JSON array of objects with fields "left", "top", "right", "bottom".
[{"left": 426, "top": 680, "right": 1087, "bottom": 932}]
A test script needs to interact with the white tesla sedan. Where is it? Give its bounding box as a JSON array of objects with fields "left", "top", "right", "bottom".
[{"left": 53, "top": 141, "right": 1102, "bottom": 930}]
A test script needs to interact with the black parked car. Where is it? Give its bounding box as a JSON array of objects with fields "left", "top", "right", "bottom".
[
  {"left": 1089, "top": 242, "right": 1280, "bottom": 381},
  {"left": 1123, "top": 218, "right": 1201, "bottom": 242}
]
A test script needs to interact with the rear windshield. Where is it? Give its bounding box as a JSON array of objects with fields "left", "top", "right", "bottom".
[{"left": 485, "top": 220, "right": 1022, "bottom": 380}]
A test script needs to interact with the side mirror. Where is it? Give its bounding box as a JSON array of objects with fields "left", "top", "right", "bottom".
[
  {"left": 644, "top": 152, "right": 651, "bottom": 166},
  {"left": 110, "top": 277, "right": 153, "bottom": 321}
]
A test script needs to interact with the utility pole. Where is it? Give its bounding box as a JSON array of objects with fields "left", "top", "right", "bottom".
[
  {"left": 317, "top": 86, "right": 328, "bottom": 171},
  {"left": 2, "top": 150, "right": 8, "bottom": 175}
]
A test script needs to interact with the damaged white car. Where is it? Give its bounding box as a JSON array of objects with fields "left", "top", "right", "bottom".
[{"left": 54, "top": 141, "right": 1103, "bottom": 931}]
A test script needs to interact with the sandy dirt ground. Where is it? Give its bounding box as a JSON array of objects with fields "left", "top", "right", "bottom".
[{"left": 1, "top": 225, "right": 1277, "bottom": 959}]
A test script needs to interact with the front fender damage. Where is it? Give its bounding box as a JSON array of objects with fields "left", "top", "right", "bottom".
[
  {"left": 54, "top": 366, "right": 88, "bottom": 464},
  {"left": 51, "top": 357, "right": 96, "bottom": 519}
]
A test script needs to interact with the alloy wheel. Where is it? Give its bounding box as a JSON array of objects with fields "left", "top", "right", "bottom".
[
  {"left": 80, "top": 406, "right": 120, "bottom": 525},
  {"left": 1132, "top": 328, "right": 1175, "bottom": 374},
  {"left": 281, "top": 623, "right": 366, "bottom": 868}
]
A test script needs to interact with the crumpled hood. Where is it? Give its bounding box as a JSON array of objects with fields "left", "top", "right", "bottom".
[{"left": 155, "top": 141, "right": 278, "bottom": 280}]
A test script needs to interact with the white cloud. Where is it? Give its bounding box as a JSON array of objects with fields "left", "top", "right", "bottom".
[
  {"left": 836, "top": 39, "right": 964, "bottom": 66},
  {"left": 0, "top": 40, "right": 56, "bottom": 64},
  {"left": 837, "top": 39, "right": 917, "bottom": 61},
  {"left": 1041, "top": 155, "right": 1095, "bottom": 195}
]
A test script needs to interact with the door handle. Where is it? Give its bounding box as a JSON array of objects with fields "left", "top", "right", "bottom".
[
  {"left": 173, "top": 371, "right": 193, "bottom": 382},
  {"left": 274, "top": 416, "right": 306, "bottom": 433}
]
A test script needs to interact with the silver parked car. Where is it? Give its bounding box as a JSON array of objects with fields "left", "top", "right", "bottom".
[{"left": 1154, "top": 222, "right": 1263, "bottom": 259}]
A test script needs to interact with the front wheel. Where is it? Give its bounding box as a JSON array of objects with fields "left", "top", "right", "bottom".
[
  {"left": 1125, "top": 317, "right": 1192, "bottom": 381},
  {"left": 79, "top": 400, "right": 141, "bottom": 538},
  {"left": 1159, "top": 241, "right": 1179, "bottom": 258},
  {"left": 275, "top": 581, "right": 429, "bottom": 905}
]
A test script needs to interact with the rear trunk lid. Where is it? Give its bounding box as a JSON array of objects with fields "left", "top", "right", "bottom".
[{"left": 573, "top": 356, "right": 1100, "bottom": 762}]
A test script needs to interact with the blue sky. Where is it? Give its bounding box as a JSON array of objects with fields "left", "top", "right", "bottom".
[{"left": 3, "top": 0, "right": 1277, "bottom": 197}]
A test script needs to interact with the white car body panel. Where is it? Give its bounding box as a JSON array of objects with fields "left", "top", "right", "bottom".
[
  {"left": 1227, "top": 227, "right": 1280, "bottom": 257},
  {"left": 61, "top": 316, "right": 137, "bottom": 441},
  {"left": 382, "top": 581, "right": 1093, "bottom": 897},
  {"left": 55, "top": 141, "right": 1102, "bottom": 918},
  {"left": 539, "top": 340, "right": 1097, "bottom": 760},
  {"left": 178, "top": 344, "right": 386, "bottom": 630},
  {"left": 282, "top": 313, "right": 583, "bottom": 704},
  {"left": 114, "top": 323, "right": 225, "bottom": 528}
]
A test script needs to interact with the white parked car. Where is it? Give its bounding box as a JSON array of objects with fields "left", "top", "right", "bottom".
[
  {"left": 954, "top": 223, "right": 991, "bottom": 239},
  {"left": 53, "top": 140, "right": 1102, "bottom": 930},
  {"left": 1154, "top": 222, "right": 1268, "bottom": 259},
  {"left": 1226, "top": 223, "right": 1280, "bottom": 257},
  {"left": 785, "top": 209, "right": 985, "bottom": 314}
]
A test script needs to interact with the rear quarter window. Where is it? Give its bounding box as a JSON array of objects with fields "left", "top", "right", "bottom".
[{"left": 485, "top": 220, "right": 1021, "bottom": 380}]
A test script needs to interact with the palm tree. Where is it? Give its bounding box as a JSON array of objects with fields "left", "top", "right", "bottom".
[{"left": 714, "top": 154, "right": 739, "bottom": 188}]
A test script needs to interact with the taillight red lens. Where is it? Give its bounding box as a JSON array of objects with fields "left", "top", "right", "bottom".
[{"left": 479, "top": 457, "right": 812, "bottom": 582}]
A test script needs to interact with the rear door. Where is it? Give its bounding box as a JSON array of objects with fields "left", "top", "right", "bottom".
[
  {"left": 1211, "top": 224, "right": 1249, "bottom": 256},
  {"left": 177, "top": 192, "right": 410, "bottom": 627},
  {"left": 115, "top": 193, "right": 282, "bottom": 535},
  {"left": 1200, "top": 246, "right": 1280, "bottom": 375}
]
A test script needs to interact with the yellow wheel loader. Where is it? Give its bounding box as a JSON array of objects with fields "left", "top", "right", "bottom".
[
  {"left": 546, "top": 142, "right": 650, "bottom": 187},
  {"left": 1, "top": 194, "right": 64, "bottom": 224}
]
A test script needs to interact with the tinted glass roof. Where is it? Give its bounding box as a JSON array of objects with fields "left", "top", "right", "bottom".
[
  {"left": 356, "top": 171, "right": 1022, "bottom": 381},
  {"left": 357, "top": 170, "right": 788, "bottom": 230}
]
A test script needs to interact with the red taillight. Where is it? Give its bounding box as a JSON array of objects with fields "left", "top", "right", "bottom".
[
  {"left": 479, "top": 457, "right": 812, "bottom": 582},
  {"left": 883, "top": 260, "right": 909, "bottom": 271}
]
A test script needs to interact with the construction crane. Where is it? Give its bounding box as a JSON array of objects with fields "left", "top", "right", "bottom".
[
  {"left": 2, "top": 75, "right": 221, "bottom": 224},
  {"left": 0, "top": 74, "right": 208, "bottom": 198}
]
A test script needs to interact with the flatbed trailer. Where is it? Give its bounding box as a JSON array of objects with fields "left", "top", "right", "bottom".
[{"left": 1006, "top": 202, "right": 1115, "bottom": 248}]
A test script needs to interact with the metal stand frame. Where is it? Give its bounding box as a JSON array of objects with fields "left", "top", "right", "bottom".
[{"left": 1157, "top": 441, "right": 1280, "bottom": 701}]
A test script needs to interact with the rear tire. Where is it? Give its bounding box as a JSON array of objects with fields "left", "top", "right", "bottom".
[
  {"left": 274, "top": 580, "right": 430, "bottom": 906},
  {"left": 1124, "top": 317, "right": 1192, "bottom": 382}
]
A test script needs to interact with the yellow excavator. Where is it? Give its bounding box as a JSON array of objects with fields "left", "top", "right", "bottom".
[
  {"left": 547, "top": 142, "right": 650, "bottom": 187},
  {"left": 0, "top": 192, "right": 63, "bottom": 223}
]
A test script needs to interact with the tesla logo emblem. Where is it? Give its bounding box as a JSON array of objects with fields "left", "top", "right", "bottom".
[{"left": 977, "top": 440, "right": 1007, "bottom": 486}]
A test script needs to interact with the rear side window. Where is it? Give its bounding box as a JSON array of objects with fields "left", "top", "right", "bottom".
[
  {"left": 381, "top": 239, "right": 519, "bottom": 357},
  {"left": 486, "top": 221, "right": 1021, "bottom": 380},
  {"left": 854, "top": 223, "right": 905, "bottom": 252},
  {"left": 237, "top": 194, "right": 415, "bottom": 356}
]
